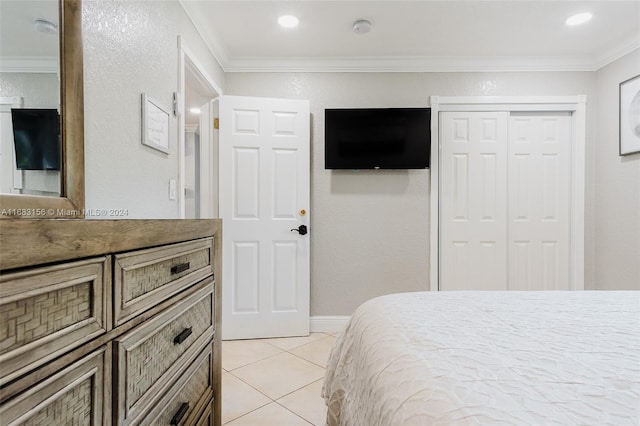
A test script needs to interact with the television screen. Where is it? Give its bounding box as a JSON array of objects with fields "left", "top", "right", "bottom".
[
  {"left": 11, "top": 108, "right": 61, "bottom": 171},
  {"left": 325, "top": 108, "right": 430, "bottom": 169}
]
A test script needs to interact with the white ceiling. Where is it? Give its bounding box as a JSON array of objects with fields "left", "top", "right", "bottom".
[
  {"left": 0, "top": 0, "right": 59, "bottom": 72},
  {"left": 179, "top": 0, "right": 640, "bottom": 72},
  {"left": 1, "top": 1, "right": 637, "bottom": 73}
]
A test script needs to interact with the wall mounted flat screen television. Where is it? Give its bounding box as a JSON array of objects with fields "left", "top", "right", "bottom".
[
  {"left": 325, "top": 107, "right": 430, "bottom": 169},
  {"left": 11, "top": 108, "right": 61, "bottom": 171}
]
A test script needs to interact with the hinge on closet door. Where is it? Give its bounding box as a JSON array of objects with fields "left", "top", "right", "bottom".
[{"left": 213, "top": 118, "right": 219, "bottom": 129}]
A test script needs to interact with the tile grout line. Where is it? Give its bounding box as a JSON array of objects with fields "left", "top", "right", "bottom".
[
  {"left": 223, "top": 349, "right": 284, "bottom": 372},
  {"left": 275, "top": 378, "right": 326, "bottom": 409},
  {"left": 224, "top": 401, "right": 314, "bottom": 426},
  {"left": 286, "top": 350, "right": 329, "bottom": 369},
  {"left": 260, "top": 332, "right": 333, "bottom": 352},
  {"left": 222, "top": 398, "right": 271, "bottom": 425},
  {"left": 222, "top": 332, "right": 332, "bottom": 372},
  {"left": 222, "top": 375, "right": 323, "bottom": 424},
  {"left": 274, "top": 376, "right": 326, "bottom": 401},
  {"left": 223, "top": 338, "right": 331, "bottom": 375},
  {"left": 222, "top": 333, "right": 333, "bottom": 425},
  {"left": 222, "top": 368, "right": 273, "bottom": 424},
  {"left": 226, "top": 360, "right": 324, "bottom": 403},
  {"left": 274, "top": 400, "right": 315, "bottom": 425}
]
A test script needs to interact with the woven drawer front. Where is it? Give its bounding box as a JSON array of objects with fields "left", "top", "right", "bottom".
[
  {"left": 1, "top": 283, "right": 90, "bottom": 354},
  {"left": 142, "top": 343, "right": 214, "bottom": 425},
  {"left": 0, "top": 258, "right": 109, "bottom": 386},
  {"left": 115, "top": 283, "right": 214, "bottom": 425},
  {"left": 20, "top": 378, "right": 92, "bottom": 426},
  {"left": 0, "top": 346, "right": 109, "bottom": 425},
  {"left": 127, "top": 295, "right": 211, "bottom": 404},
  {"left": 114, "top": 238, "right": 213, "bottom": 326}
]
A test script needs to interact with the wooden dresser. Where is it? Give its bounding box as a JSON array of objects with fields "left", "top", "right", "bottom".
[{"left": 0, "top": 219, "right": 222, "bottom": 426}]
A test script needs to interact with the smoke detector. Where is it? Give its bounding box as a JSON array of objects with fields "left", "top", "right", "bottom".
[
  {"left": 352, "top": 19, "right": 372, "bottom": 34},
  {"left": 34, "top": 19, "right": 58, "bottom": 34}
]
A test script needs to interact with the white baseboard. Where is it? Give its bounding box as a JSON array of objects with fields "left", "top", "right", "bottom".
[{"left": 310, "top": 316, "right": 350, "bottom": 334}]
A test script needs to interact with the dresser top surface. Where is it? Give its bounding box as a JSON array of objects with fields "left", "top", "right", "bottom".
[{"left": 0, "top": 219, "right": 221, "bottom": 270}]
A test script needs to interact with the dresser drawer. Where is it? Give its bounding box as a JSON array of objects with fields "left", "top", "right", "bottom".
[
  {"left": 141, "top": 342, "right": 214, "bottom": 426},
  {"left": 195, "top": 406, "right": 214, "bottom": 426},
  {"left": 114, "top": 282, "right": 215, "bottom": 425},
  {"left": 0, "top": 257, "right": 109, "bottom": 386},
  {"left": 0, "top": 345, "right": 110, "bottom": 425},
  {"left": 114, "top": 238, "right": 214, "bottom": 326}
]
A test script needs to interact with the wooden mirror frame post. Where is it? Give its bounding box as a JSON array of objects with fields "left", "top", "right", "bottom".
[{"left": 0, "top": 0, "right": 84, "bottom": 219}]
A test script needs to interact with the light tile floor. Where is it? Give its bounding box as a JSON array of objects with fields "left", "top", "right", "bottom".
[{"left": 222, "top": 333, "right": 336, "bottom": 425}]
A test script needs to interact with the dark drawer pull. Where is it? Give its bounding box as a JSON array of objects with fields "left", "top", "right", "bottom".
[
  {"left": 170, "top": 402, "right": 189, "bottom": 425},
  {"left": 171, "top": 262, "right": 190, "bottom": 275},
  {"left": 173, "top": 327, "right": 193, "bottom": 345}
]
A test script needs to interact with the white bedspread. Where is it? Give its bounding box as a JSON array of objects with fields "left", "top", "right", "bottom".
[{"left": 323, "top": 291, "right": 640, "bottom": 426}]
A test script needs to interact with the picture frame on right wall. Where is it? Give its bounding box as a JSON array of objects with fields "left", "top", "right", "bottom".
[{"left": 619, "top": 74, "right": 640, "bottom": 156}]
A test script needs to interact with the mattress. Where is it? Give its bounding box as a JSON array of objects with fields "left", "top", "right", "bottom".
[{"left": 323, "top": 291, "right": 640, "bottom": 425}]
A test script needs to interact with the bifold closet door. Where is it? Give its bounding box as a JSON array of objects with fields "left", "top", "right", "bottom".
[
  {"left": 440, "top": 112, "right": 509, "bottom": 290},
  {"left": 440, "top": 111, "right": 572, "bottom": 291}
]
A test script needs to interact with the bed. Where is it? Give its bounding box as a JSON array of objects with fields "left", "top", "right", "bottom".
[{"left": 322, "top": 291, "right": 640, "bottom": 425}]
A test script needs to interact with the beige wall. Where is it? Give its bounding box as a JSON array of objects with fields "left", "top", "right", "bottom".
[
  {"left": 594, "top": 49, "right": 640, "bottom": 290},
  {"left": 83, "top": 0, "right": 225, "bottom": 218},
  {"left": 226, "top": 72, "right": 597, "bottom": 315}
]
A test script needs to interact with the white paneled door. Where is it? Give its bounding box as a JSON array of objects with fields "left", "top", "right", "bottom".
[
  {"left": 440, "top": 111, "right": 571, "bottom": 291},
  {"left": 440, "top": 112, "right": 509, "bottom": 290},
  {"left": 219, "top": 96, "right": 310, "bottom": 340},
  {"left": 508, "top": 112, "right": 571, "bottom": 290}
]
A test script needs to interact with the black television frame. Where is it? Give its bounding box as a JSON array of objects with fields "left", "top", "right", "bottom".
[
  {"left": 11, "top": 108, "right": 61, "bottom": 171},
  {"left": 324, "top": 107, "right": 431, "bottom": 170}
]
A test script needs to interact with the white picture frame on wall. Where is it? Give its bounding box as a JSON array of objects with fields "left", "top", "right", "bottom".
[
  {"left": 619, "top": 74, "right": 640, "bottom": 156},
  {"left": 142, "top": 93, "right": 170, "bottom": 154}
]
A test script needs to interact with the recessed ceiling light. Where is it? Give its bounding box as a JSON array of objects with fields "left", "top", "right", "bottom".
[
  {"left": 566, "top": 12, "right": 592, "bottom": 26},
  {"left": 190, "top": 108, "right": 201, "bottom": 114},
  {"left": 278, "top": 15, "right": 299, "bottom": 28}
]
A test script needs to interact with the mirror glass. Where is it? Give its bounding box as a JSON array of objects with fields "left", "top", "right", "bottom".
[{"left": 0, "top": 0, "right": 61, "bottom": 197}]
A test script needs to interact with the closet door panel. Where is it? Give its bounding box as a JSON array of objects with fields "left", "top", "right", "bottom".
[
  {"left": 508, "top": 112, "right": 571, "bottom": 290},
  {"left": 440, "top": 112, "right": 509, "bottom": 291}
]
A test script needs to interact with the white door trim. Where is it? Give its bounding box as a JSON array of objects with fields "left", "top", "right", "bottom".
[
  {"left": 0, "top": 97, "right": 24, "bottom": 193},
  {"left": 429, "top": 95, "right": 586, "bottom": 292},
  {"left": 177, "top": 36, "right": 223, "bottom": 218}
]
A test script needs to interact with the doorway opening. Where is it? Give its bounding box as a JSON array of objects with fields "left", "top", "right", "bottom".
[{"left": 178, "top": 37, "right": 222, "bottom": 219}]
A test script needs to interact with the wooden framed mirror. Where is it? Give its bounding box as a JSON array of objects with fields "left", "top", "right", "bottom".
[{"left": 0, "top": 0, "right": 84, "bottom": 219}]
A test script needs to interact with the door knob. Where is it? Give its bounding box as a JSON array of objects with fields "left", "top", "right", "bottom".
[{"left": 291, "top": 225, "right": 308, "bottom": 235}]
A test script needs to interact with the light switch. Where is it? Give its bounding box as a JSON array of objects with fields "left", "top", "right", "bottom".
[{"left": 169, "top": 179, "right": 177, "bottom": 200}]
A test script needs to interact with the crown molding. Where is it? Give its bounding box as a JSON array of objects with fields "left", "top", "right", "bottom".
[
  {"left": 592, "top": 36, "right": 640, "bottom": 71},
  {"left": 178, "top": 0, "right": 229, "bottom": 70},
  {"left": 223, "top": 55, "right": 599, "bottom": 73},
  {"left": 0, "top": 56, "right": 58, "bottom": 73}
]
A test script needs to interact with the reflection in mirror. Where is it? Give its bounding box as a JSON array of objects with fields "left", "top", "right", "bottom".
[{"left": 0, "top": 0, "right": 61, "bottom": 197}]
